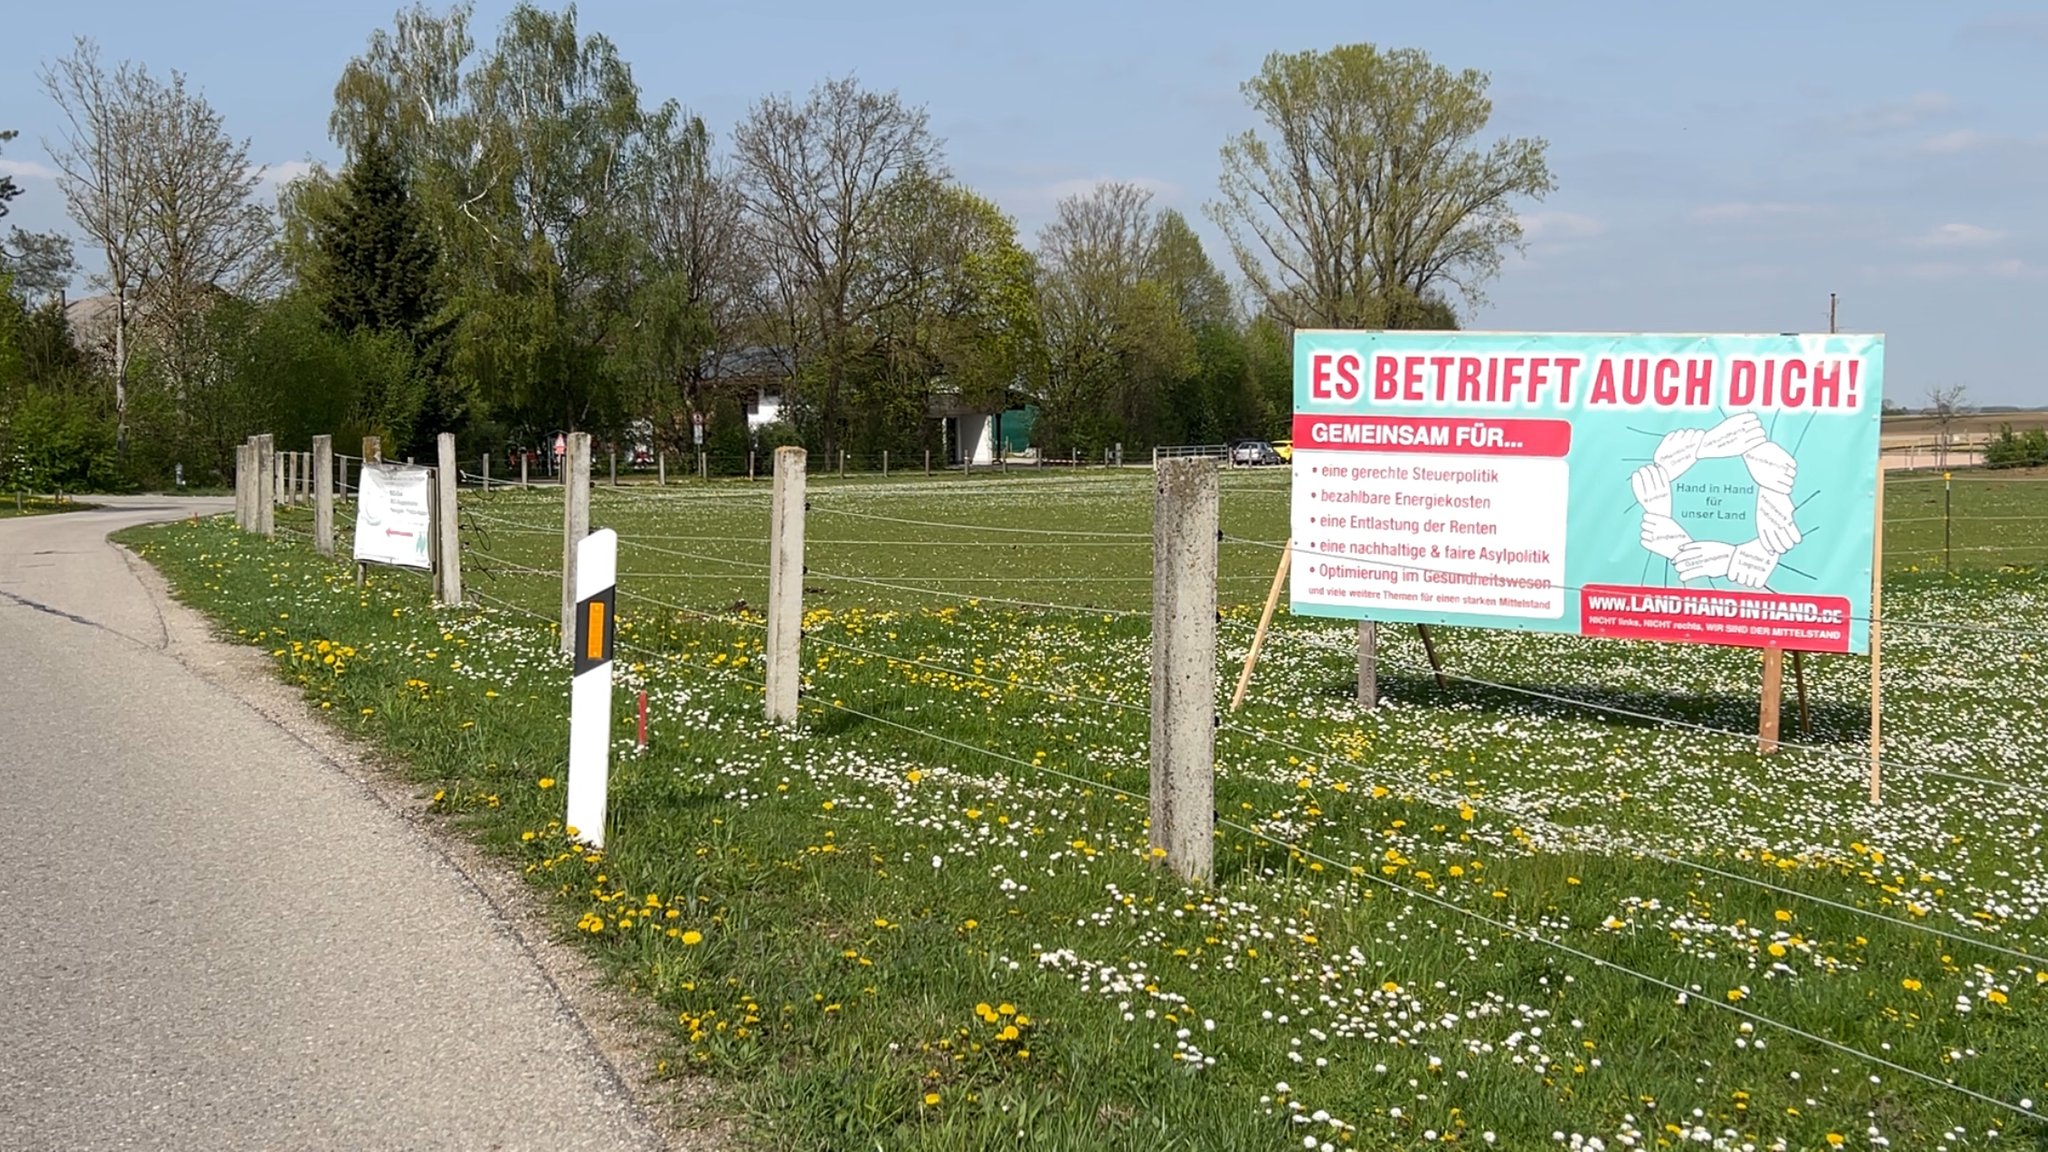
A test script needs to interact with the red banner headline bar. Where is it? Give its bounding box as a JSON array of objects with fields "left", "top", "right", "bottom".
[
  {"left": 1578, "top": 584, "right": 1852, "bottom": 653},
  {"left": 1292, "top": 414, "right": 1573, "bottom": 458}
]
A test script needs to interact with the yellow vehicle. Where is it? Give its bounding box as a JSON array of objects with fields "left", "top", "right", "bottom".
[{"left": 1273, "top": 439, "right": 1292, "bottom": 462}]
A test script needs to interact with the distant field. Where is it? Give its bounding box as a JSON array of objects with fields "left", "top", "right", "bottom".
[
  {"left": 0, "top": 494, "right": 95, "bottom": 519},
  {"left": 1883, "top": 412, "right": 2048, "bottom": 443}
]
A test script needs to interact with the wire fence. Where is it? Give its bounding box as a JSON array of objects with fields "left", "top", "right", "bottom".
[{"left": 228, "top": 440, "right": 2048, "bottom": 1129}]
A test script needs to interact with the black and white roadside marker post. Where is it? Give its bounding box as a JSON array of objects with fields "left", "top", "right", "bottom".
[{"left": 566, "top": 528, "right": 618, "bottom": 848}]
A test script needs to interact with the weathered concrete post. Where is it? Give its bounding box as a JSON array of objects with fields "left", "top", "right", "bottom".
[
  {"left": 313, "top": 435, "right": 335, "bottom": 556},
  {"left": 1150, "top": 457, "right": 1217, "bottom": 885},
  {"left": 609, "top": 447, "right": 617, "bottom": 487},
  {"left": 482, "top": 451, "right": 491, "bottom": 490},
  {"left": 519, "top": 453, "right": 529, "bottom": 489},
  {"left": 255, "top": 434, "right": 276, "bottom": 538},
  {"left": 234, "top": 441, "right": 251, "bottom": 530},
  {"left": 657, "top": 451, "right": 665, "bottom": 487},
  {"left": 764, "top": 447, "right": 807, "bottom": 725},
  {"left": 560, "top": 432, "right": 592, "bottom": 656},
  {"left": 435, "top": 432, "right": 462, "bottom": 606},
  {"left": 698, "top": 451, "right": 707, "bottom": 480},
  {"left": 1357, "top": 621, "right": 1379, "bottom": 708}
]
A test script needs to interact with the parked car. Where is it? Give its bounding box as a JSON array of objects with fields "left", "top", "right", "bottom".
[{"left": 1229, "top": 439, "right": 1283, "bottom": 467}]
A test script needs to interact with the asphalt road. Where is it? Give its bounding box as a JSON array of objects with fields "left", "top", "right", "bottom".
[{"left": 0, "top": 498, "right": 667, "bottom": 1151}]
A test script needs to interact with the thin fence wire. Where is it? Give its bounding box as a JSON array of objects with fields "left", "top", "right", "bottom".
[
  {"left": 804, "top": 569, "right": 1148, "bottom": 619},
  {"left": 538, "top": 586, "right": 2044, "bottom": 1126},
  {"left": 811, "top": 505, "right": 1152, "bottom": 540},
  {"left": 1213, "top": 815, "right": 2039, "bottom": 1124},
  {"left": 1223, "top": 534, "right": 2048, "bottom": 644},
  {"left": 1215, "top": 714, "right": 2048, "bottom": 968}
]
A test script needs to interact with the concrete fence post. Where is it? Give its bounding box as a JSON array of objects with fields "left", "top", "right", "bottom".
[
  {"left": 698, "top": 451, "right": 707, "bottom": 480},
  {"left": 436, "top": 432, "right": 462, "bottom": 606},
  {"left": 1150, "top": 457, "right": 1218, "bottom": 885},
  {"left": 657, "top": 451, "right": 665, "bottom": 487},
  {"left": 764, "top": 446, "right": 807, "bottom": 725},
  {"left": 882, "top": 449, "right": 889, "bottom": 478},
  {"left": 255, "top": 434, "right": 276, "bottom": 538},
  {"left": 520, "top": 453, "right": 529, "bottom": 489},
  {"left": 609, "top": 447, "right": 617, "bottom": 487},
  {"left": 482, "top": 451, "right": 491, "bottom": 490},
  {"left": 560, "top": 432, "right": 592, "bottom": 656},
  {"left": 234, "top": 441, "right": 251, "bottom": 531},
  {"left": 313, "top": 435, "right": 335, "bottom": 556}
]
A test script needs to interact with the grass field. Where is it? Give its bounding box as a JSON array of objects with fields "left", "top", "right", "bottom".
[
  {"left": 0, "top": 493, "right": 95, "bottom": 518},
  {"left": 124, "top": 468, "right": 2048, "bottom": 1151}
]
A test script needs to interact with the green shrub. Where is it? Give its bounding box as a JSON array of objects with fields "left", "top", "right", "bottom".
[
  {"left": 1984, "top": 424, "right": 2048, "bottom": 470},
  {"left": 0, "top": 389, "right": 120, "bottom": 492}
]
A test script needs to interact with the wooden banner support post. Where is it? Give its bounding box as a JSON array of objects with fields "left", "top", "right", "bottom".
[
  {"left": 1416, "top": 624, "right": 1448, "bottom": 691},
  {"left": 1792, "top": 651, "right": 1811, "bottom": 738},
  {"left": 1759, "top": 647, "right": 1784, "bottom": 753},
  {"left": 1868, "top": 461, "right": 1886, "bottom": 804},
  {"left": 1229, "top": 539, "right": 1291, "bottom": 712},
  {"left": 357, "top": 435, "right": 381, "bottom": 587},
  {"left": 565, "top": 527, "right": 617, "bottom": 848}
]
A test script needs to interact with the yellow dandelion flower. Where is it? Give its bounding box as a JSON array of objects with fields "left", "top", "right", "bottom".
[
  {"left": 923, "top": 1093, "right": 940, "bottom": 1107},
  {"left": 537, "top": 777, "right": 556, "bottom": 789},
  {"left": 1902, "top": 978, "right": 1923, "bottom": 992},
  {"left": 1774, "top": 909, "right": 1793, "bottom": 922},
  {"left": 681, "top": 930, "right": 704, "bottom": 947}
]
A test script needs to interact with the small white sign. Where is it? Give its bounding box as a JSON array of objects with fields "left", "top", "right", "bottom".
[{"left": 353, "top": 463, "right": 434, "bottom": 570}]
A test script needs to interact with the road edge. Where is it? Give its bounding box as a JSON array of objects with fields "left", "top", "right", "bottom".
[{"left": 115, "top": 535, "right": 736, "bottom": 1152}]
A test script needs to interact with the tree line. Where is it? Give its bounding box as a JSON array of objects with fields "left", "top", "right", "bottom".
[{"left": 0, "top": 3, "right": 1552, "bottom": 490}]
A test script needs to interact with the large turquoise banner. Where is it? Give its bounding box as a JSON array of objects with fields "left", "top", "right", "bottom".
[{"left": 1289, "top": 331, "right": 1885, "bottom": 654}]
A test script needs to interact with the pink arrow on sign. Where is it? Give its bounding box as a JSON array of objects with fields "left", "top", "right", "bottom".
[{"left": 386, "top": 528, "right": 414, "bottom": 539}]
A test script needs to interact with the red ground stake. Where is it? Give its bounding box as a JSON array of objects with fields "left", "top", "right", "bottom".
[{"left": 636, "top": 690, "right": 648, "bottom": 749}]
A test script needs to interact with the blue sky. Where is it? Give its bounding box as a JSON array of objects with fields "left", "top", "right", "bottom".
[{"left": 3, "top": 0, "right": 2044, "bottom": 405}]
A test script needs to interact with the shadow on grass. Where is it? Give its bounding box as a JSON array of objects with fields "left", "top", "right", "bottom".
[{"left": 1324, "top": 669, "right": 1872, "bottom": 747}]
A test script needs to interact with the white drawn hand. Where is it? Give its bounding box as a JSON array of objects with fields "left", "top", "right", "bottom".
[
  {"left": 1631, "top": 463, "right": 1673, "bottom": 517},
  {"left": 1640, "top": 513, "right": 1689, "bottom": 559},
  {"left": 1699, "top": 413, "right": 1768, "bottom": 459},
  {"left": 1674, "top": 539, "right": 1737, "bottom": 581},
  {"left": 1728, "top": 539, "right": 1779, "bottom": 588},
  {"left": 1653, "top": 428, "right": 1706, "bottom": 478},
  {"left": 1743, "top": 442, "right": 1797, "bottom": 496},
  {"left": 1756, "top": 488, "right": 1802, "bottom": 554}
]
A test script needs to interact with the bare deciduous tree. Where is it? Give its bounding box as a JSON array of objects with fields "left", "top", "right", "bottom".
[
  {"left": 42, "top": 38, "right": 278, "bottom": 451},
  {"left": 41, "top": 39, "right": 150, "bottom": 453},
  {"left": 1928, "top": 383, "right": 1973, "bottom": 468},
  {"left": 733, "top": 74, "right": 943, "bottom": 456}
]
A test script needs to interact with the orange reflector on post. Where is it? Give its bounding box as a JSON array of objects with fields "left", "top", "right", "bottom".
[{"left": 586, "top": 601, "right": 606, "bottom": 661}]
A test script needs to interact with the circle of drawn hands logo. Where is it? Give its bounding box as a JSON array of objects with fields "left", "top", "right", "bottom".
[{"left": 1631, "top": 413, "right": 1800, "bottom": 589}]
